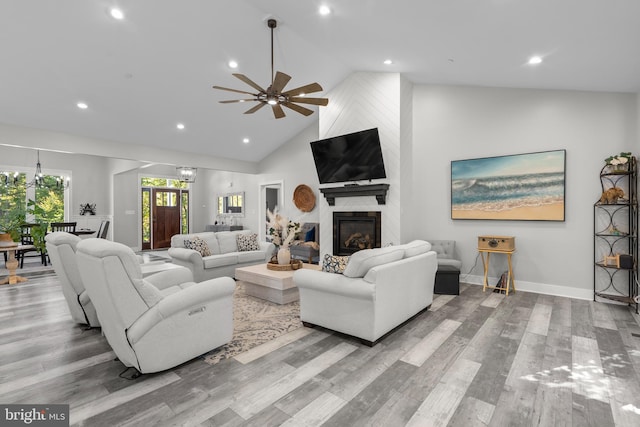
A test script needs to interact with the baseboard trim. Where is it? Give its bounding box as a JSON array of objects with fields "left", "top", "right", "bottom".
[{"left": 462, "top": 274, "right": 593, "bottom": 301}]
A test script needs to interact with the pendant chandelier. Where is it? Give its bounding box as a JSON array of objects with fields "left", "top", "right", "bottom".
[
  {"left": 176, "top": 166, "right": 197, "bottom": 183},
  {"left": 1, "top": 150, "right": 70, "bottom": 190}
]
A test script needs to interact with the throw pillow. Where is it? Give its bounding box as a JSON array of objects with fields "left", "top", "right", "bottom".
[
  {"left": 184, "top": 236, "right": 211, "bottom": 257},
  {"left": 321, "top": 254, "right": 350, "bottom": 274},
  {"left": 237, "top": 233, "right": 260, "bottom": 252},
  {"left": 304, "top": 226, "right": 316, "bottom": 242}
]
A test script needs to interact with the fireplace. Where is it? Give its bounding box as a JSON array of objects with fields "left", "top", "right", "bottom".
[{"left": 333, "top": 211, "right": 382, "bottom": 255}]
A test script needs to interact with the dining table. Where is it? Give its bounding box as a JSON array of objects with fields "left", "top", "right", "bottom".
[
  {"left": 0, "top": 243, "right": 36, "bottom": 285},
  {"left": 70, "top": 229, "right": 96, "bottom": 236}
]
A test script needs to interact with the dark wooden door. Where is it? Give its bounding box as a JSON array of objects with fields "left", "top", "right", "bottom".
[{"left": 152, "top": 189, "right": 181, "bottom": 249}]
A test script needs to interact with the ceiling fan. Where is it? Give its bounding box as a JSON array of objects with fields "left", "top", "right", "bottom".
[{"left": 213, "top": 18, "right": 328, "bottom": 119}]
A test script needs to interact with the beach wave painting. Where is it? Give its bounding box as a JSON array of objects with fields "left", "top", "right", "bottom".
[{"left": 451, "top": 150, "right": 566, "bottom": 221}]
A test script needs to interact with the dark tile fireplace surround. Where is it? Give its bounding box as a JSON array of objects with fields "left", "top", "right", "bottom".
[{"left": 333, "top": 211, "right": 382, "bottom": 256}]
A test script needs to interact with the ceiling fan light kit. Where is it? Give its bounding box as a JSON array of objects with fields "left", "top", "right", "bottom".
[{"left": 213, "top": 18, "right": 328, "bottom": 119}]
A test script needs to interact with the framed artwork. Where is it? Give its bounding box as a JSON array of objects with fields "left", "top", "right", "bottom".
[{"left": 451, "top": 149, "right": 566, "bottom": 221}]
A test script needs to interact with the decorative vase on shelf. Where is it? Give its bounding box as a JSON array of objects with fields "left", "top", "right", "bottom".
[{"left": 277, "top": 246, "right": 291, "bottom": 265}]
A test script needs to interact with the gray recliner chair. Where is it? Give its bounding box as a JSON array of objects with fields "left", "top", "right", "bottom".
[
  {"left": 45, "top": 232, "right": 101, "bottom": 327},
  {"left": 76, "top": 238, "right": 235, "bottom": 374}
]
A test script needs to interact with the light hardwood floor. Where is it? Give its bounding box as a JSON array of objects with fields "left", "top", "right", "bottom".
[{"left": 2, "top": 268, "right": 640, "bottom": 426}]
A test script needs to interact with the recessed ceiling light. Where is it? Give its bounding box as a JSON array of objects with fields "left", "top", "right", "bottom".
[
  {"left": 176, "top": 123, "right": 185, "bottom": 130},
  {"left": 110, "top": 8, "right": 124, "bottom": 20},
  {"left": 228, "top": 60, "right": 238, "bottom": 69},
  {"left": 298, "top": 93, "right": 306, "bottom": 97},
  {"left": 77, "top": 102, "right": 88, "bottom": 110},
  {"left": 243, "top": 138, "right": 250, "bottom": 144},
  {"left": 383, "top": 59, "right": 393, "bottom": 65},
  {"left": 319, "top": 5, "right": 331, "bottom": 16},
  {"left": 528, "top": 55, "right": 543, "bottom": 65}
]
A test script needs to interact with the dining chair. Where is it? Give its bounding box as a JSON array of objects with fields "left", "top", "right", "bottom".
[
  {"left": 96, "top": 220, "right": 110, "bottom": 239},
  {"left": 16, "top": 223, "right": 48, "bottom": 267},
  {"left": 50, "top": 222, "right": 77, "bottom": 233}
]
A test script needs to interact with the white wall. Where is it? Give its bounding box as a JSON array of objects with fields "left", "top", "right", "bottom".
[
  {"left": 412, "top": 85, "right": 638, "bottom": 299},
  {"left": 0, "top": 145, "right": 110, "bottom": 219},
  {"left": 258, "top": 123, "right": 321, "bottom": 225},
  {"left": 198, "top": 169, "right": 258, "bottom": 232}
]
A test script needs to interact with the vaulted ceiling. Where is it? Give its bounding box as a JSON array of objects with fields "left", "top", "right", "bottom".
[{"left": 1, "top": 1, "right": 639, "bottom": 163}]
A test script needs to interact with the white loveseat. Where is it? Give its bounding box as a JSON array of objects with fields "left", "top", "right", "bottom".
[
  {"left": 293, "top": 240, "right": 437, "bottom": 345},
  {"left": 168, "top": 230, "right": 274, "bottom": 282}
]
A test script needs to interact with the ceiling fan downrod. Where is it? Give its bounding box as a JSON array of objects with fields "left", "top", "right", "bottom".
[{"left": 268, "top": 19, "right": 277, "bottom": 87}]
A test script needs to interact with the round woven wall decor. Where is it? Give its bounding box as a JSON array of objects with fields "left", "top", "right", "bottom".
[{"left": 293, "top": 184, "right": 316, "bottom": 212}]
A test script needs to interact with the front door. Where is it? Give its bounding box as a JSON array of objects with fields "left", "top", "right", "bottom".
[{"left": 152, "top": 188, "right": 181, "bottom": 249}]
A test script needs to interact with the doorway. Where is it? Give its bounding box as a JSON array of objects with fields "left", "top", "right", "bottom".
[
  {"left": 258, "top": 180, "right": 283, "bottom": 242},
  {"left": 152, "top": 188, "right": 181, "bottom": 248},
  {"left": 141, "top": 177, "right": 189, "bottom": 250}
]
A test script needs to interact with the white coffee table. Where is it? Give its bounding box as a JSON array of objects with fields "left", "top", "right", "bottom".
[{"left": 235, "top": 263, "right": 321, "bottom": 304}]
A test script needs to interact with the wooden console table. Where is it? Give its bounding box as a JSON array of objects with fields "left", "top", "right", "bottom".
[
  {"left": 479, "top": 248, "right": 516, "bottom": 296},
  {"left": 204, "top": 225, "right": 243, "bottom": 232}
]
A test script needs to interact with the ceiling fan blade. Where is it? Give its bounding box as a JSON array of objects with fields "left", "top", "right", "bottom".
[
  {"left": 272, "top": 103, "right": 286, "bottom": 119},
  {"left": 289, "top": 96, "right": 329, "bottom": 106},
  {"left": 233, "top": 73, "right": 266, "bottom": 93},
  {"left": 244, "top": 102, "right": 267, "bottom": 114},
  {"left": 219, "top": 99, "right": 258, "bottom": 104},
  {"left": 272, "top": 71, "right": 292, "bottom": 93},
  {"left": 281, "top": 102, "right": 314, "bottom": 116},
  {"left": 282, "top": 82, "right": 323, "bottom": 96},
  {"left": 212, "top": 85, "right": 257, "bottom": 96}
]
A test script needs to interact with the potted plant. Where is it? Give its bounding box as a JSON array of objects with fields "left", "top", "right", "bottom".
[
  {"left": 25, "top": 200, "right": 49, "bottom": 254},
  {"left": 605, "top": 152, "right": 633, "bottom": 172},
  {"left": 0, "top": 203, "right": 25, "bottom": 245}
]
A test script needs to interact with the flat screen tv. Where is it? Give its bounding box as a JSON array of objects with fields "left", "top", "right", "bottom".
[{"left": 310, "top": 128, "right": 387, "bottom": 184}]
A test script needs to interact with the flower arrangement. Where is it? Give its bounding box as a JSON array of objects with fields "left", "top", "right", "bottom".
[
  {"left": 266, "top": 208, "right": 300, "bottom": 250},
  {"left": 605, "top": 152, "right": 632, "bottom": 166}
]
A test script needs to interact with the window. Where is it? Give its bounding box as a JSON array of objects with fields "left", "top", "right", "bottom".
[{"left": 1, "top": 172, "right": 66, "bottom": 224}]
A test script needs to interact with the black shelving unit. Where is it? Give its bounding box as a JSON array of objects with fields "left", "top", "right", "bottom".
[{"left": 594, "top": 157, "right": 638, "bottom": 313}]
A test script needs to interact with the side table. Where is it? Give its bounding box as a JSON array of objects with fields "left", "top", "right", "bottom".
[
  {"left": 479, "top": 249, "right": 516, "bottom": 295},
  {"left": 434, "top": 265, "right": 460, "bottom": 295}
]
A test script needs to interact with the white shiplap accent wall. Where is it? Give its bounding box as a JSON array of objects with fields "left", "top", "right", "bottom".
[
  {"left": 318, "top": 72, "right": 404, "bottom": 256},
  {"left": 399, "top": 75, "right": 415, "bottom": 243}
]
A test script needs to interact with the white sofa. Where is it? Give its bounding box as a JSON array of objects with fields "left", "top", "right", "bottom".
[
  {"left": 76, "top": 238, "right": 235, "bottom": 374},
  {"left": 168, "top": 230, "right": 274, "bottom": 282},
  {"left": 293, "top": 240, "right": 437, "bottom": 345}
]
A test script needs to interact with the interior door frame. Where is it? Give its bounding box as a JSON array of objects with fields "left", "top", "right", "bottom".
[
  {"left": 258, "top": 179, "right": 284, "bottom": 243},
  {"left": 151, "top": 187, "right": 181, "bottom": 249},
  {"left": 137, "top": 173, "right": 191, "bottom": 251}
]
